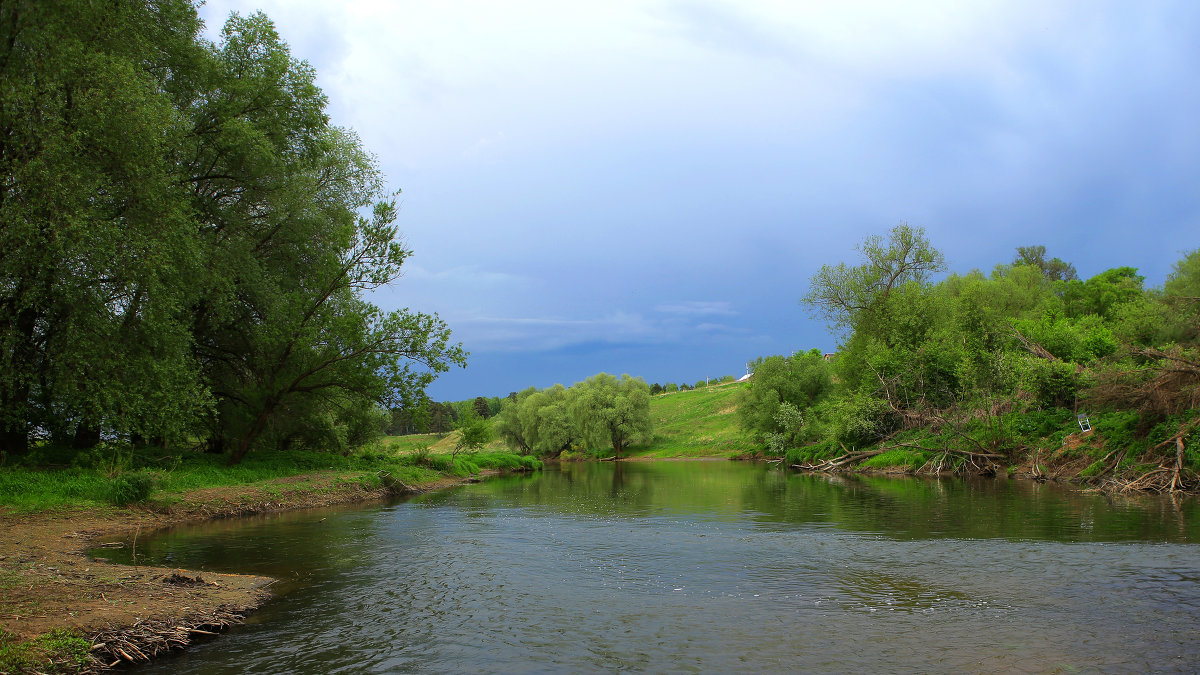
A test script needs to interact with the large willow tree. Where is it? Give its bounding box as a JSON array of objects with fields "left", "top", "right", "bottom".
[{"left": 0, "top": 1, "right": 464, "bottom": 462}]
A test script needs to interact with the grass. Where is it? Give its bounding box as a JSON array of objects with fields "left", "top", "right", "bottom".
[
  {"left": 628, "top": 382, "right": 754, "bottom": 458},
  {"left": 0, "top": 628, "right": 90, "bottom": 674},
  {"left": 0, "top": 442, "right": 539, "bottom": 512},
  {"left": 379, "top": 431, "right": 509, "bottom": 455},
  {"left": 861, "top": 449, "right": 930, "bottom": 470},
  {"left": 379, "top": 382, "right": 754, "bottom": 461}
]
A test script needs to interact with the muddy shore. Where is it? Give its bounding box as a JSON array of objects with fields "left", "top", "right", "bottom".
[{"left": 0, "top": 471, "right": 485, "bottom": 673}]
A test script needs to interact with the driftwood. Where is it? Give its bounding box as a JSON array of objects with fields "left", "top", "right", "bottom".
[
  {"left": 84, "top": 606, "right": 249, "bottom": 673},
  {"left": 377, "top": 470, "right": 421, "bottom": 495},
  {"left": 1078, "top": 416, "right": 1200, "bottom": 494},
  {"left": 792, "top": 441, "right": 1004, "bottom": 475}
]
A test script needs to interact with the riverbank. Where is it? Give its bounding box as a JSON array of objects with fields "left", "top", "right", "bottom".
[{"left": 0, "top": 470, "right": 490, "bottom": 673}]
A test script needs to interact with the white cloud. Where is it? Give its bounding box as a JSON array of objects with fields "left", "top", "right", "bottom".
[
  {"left": 453, "top": 310, "right": 666, "bottom": 352},
  {"left": 402, "top": 264, "right": 531, "bottom": 289},
  {"left": 655, "top": 301, "right": 737, "bottom": 316}
]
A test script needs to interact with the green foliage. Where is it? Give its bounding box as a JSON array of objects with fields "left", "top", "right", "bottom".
[
  {"left": 1010, "top": 408, "right": 1075, "bottom": 440},
  {"left": 738, "top": 350, "right": 832, "bottom": 449},
  {"left": 496, "top": 374, "right": 653, "bottom": 458},
  {"left": 804, "top": 222, "right": 946, "bottom": 334},
  {"left": 453, "top": 414, "right": 493, "bottom": 457},
  {"left": 861, "top": 449, "right": 929, "bottom": 470},
  {"left": 0, "top": 628, "right": 90, "bottom": 673},
  {"left": 820, "top": 390, "right": 895, "bottom": 447},
  {"left": 1013, "top": 245, "right": 1079, "bottom": 281},
  {"left": 1061, "top": 267, "right": 1145, "bottom": 320},
  {"left": 108, "top": 470, "right": 157, "bottom": 506},
  {"left": 1022, "top": 360, "right": 1084, "bottom": 409},
  {"left": 784, "top": 439, "right": 841, "bottom": 465},
  {"left": 781, "top": 230, "right": 1200, "bottom": 482},
  {"left": 1010, "top": 314, "right": 1118, "bottom": 364},
  {"left": 572, "top": 374, "right": 654, "bottom": 458},
  {"left": 0, "top": 3, "right": 465, "bottom": 464}
]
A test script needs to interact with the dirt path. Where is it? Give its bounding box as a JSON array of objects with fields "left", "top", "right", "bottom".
[{"left": 0, "top": 471, "right": 485, "bottom": 672}]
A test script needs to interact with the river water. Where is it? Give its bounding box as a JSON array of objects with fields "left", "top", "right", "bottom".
[{"left": 100, "top": 462, "right": 1199, "bottom": 673}]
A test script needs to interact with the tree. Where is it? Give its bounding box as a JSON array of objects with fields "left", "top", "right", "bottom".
[
  {"left": 737, "top": 350, "right": 833, "bottom": 445},
  {"left": 1166, "top": 249, "right": 1200, "bottom": 301},
  {"left": 0, "top": 5, "right": 465, "bottom": 461},
  {"left": 1061, "top": 267, "right": 1145, "bottom": 320},
  {"left": 572, "top": 373, "right": 653, "bottom": 458},
  {"left": 473, "top": 396, "right": 491, "bottom": 419},
  {"left": 803, "top": 223, "right": 946, "bottom": 335},
  {"left": 388, "top": 401, "right": 430, "bottom": 435},
  {"left": 1162, "top": 248, "right": 1200, "bottom": 344},
  {"left": 494, "top": 387, "right": 538, "bottom": 454},
  {"left": 428, "top": 402, "right": 455, "bottom": 434},
  {"left": 528, "top": 385, "right": 583, "bottom": 457},
  {"left": 1013, "top": 245, "right": 1078, "bottom": 281},
  {"left": 0, "top": 0, "right": 209, "bottom": 455},
  {"left": 453, "top": 412, "right": 492, "bottom": 459},
  {"left": 179, "top": 13, "right": 465, "bottom": 463}
]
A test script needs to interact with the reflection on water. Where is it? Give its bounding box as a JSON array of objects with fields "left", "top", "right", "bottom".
[{"left": 98, "top": 462, "right": 1200, "bottom": 674}]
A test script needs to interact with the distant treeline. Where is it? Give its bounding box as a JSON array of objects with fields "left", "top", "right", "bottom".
[
  {"left": 0, "top": 3, "right": 462, "bottom": 464},
  {"left": 649, "top": 375, "right": 737, "bottom": 395},
  {"left": 392, "top": 375, "right": 740, "bottom": 436},
  {"left": 387, "top": 397, "right": 505, "bottom": 436},
  {"left": 392, "top": 373, "right": 655, "bottom": 459}
]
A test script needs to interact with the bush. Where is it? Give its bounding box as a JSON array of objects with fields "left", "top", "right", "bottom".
[
  {"left": 1010, "top": 408, "right": 1074, "bottom": 439},
  {"left": 108, "top": 470, "right": 156, "bottom": 505},
  {"left": 822, "top": 391, "right": 894, "bottom": 447},
  {"left": 784, "top": 439, "right": 840, "bottom": 465},
  {"left": 1023, "top": 359, "right": 1083, "bottom": 409}
]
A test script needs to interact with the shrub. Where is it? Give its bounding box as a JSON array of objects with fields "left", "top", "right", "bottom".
[
  {"left": 822, "top": 391, "right": 894, "bottom": 447},
  {"left": 784, "top": 439, "right": 840, "bottom": 465},
  {"left": 1010, "top": 408, "right": 1074, "bottom": 439},
  {"left": 1023, "top": 359, "right": 1083, "bottom": 409},
  {"left": 109, "top": 470, "right": 156, "bottom": 505}
]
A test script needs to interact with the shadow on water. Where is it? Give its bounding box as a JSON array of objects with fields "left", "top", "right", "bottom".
[{"left": 451, "top": 461, "right": 1199, "bottom": 543}]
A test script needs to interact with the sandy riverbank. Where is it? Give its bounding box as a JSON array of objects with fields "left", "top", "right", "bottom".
[{"left": 0, "top": 471, "right": 486, "bottom": 673}]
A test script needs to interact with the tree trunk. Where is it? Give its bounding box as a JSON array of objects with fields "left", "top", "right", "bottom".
[
  {"left": 72, "top": 422, "right": 101, "bottom": 450},
  {"left": 0, "top": 305, "right": 39, "bottom": 458},
  {"left": 205, "top": 435, "right": 226, "bottom": 454},
  {"left": 228, "top": 404, "right": 275, "bottom": 465},
  {"left": 0, "top": 425, "right": 28, "bottom": 457}
]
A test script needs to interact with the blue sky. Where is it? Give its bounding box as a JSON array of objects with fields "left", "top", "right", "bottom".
[{"left": 199, "top": 1, "right": 1200, "bottom": 401}]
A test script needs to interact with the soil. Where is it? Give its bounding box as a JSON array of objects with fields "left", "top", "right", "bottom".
[{"left": 0, "top": 471, "right": 487, "bottom": 672}]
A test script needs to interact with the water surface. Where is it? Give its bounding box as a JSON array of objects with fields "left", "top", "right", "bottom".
[{"left": 100, "top": 462, "right": 1200, "bottom": 673}]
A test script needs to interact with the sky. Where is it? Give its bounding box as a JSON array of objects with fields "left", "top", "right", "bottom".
[{"left": 198, "top": 0, "right": 1200, "bottom": 401}]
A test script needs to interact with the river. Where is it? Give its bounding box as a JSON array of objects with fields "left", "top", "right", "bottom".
[{"left": 97, "top": 461, "right": 1200, "bottom": 673}]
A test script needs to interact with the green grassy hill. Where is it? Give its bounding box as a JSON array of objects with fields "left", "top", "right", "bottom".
[
  {"left": 383, "top": 381, "right": 754, "bottom": 459},
  {"left": 630, "top": 381, "right": 753, "bottom": 458}
]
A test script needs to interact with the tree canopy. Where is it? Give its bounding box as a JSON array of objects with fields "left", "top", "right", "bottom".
[
  {"left": 777, "top": 227, "right": 1200, "bottom": 490},
  {"left": 0, "top": 1, "right": 464, "bottom": 462},
  {"left": 494, "top": 374, "right": 652, "bottom": 458},
  {"left": 803, "top": 223, "right": 946, "bottom": 335}
]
